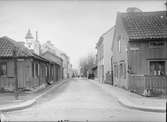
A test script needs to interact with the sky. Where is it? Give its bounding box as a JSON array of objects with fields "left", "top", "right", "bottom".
[{"left": 0, "top": 0, "right": 165, "bottom": 69}]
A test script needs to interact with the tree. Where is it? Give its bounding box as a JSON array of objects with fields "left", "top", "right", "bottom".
[{"left": 79, "top": 53, "right": 96, "bottom": 77}]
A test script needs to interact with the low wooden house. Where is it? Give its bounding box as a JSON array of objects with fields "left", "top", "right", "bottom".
[
  {"left": 112, "top": 10, "right": 167, "bottom": 96},
  {"left": 41, "top": 50, "right": 63, "bottom": 82},
  {"left": 0, "top": 36, "right": 55, "bottom": 92}
]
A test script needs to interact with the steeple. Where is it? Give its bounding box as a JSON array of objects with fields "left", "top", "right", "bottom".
[
  {"left": 35, "top": 31, "right": 38, "bottom": 41},
  {"left": 25, "top": 29, "right": 34, "bottom": 39}
]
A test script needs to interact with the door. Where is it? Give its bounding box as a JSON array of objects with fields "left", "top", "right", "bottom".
[{"left": 17, "top": 61, "right": 26, "bottom": 88}]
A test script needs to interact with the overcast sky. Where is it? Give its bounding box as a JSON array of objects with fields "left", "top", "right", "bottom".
[{"left": 0, "top": 0, "right": 165, "bottom": 69}]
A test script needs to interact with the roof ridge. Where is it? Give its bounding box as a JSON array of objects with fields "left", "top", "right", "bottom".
[
  {"left": 118, "top": 11, "right": 167, "bottom": 40},
  {"left": 119, "top": 10, "right": 165, "bottom": 14}
]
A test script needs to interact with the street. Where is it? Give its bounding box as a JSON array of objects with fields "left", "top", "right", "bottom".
[{"left": 3, "top": 79, "right": 165, "bottom": 121}]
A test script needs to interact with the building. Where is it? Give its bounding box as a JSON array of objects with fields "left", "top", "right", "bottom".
[
  {"left": 96, "top": 26, "right": 115, "bottom": 84},
  {"left": 112, "top": 9, "right": 167, "bottom": 96},
  {"left": 0, "top": 36, "right": 50, "bottom": 91},
  {"left": 103, "top": 26, "right": 115, "bottom": 84},
  {"left": 25, "top": 29, "right": 41, "bottom": 55},
  {"left": 41, "top": 50, "right": 63, "bottom": 82},
  {"left": 68, "top": 63, "right": 73, "bottom": 78},
  {"left": 60, "top": 53, "right": 70, "bottom": 79},
  {"left": 41, "top": 40, "right": 71, "bottom": 79},
  {"left": 96, "top": 37, "right": 104, "bottom": 83}
]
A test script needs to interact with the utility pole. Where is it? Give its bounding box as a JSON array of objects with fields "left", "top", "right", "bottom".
[{"left": 13, "top": 46, "right": 19, "bottom": 100}]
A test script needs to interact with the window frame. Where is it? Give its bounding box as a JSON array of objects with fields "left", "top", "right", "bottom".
[
  {"left": 149, "top": 60, "right": 166, "bottom": 76},
  {"left": 113, "top": 63, "right": 118, "bottom": 79},
  {"left": 0, "top": 62, "right": 7, "bottom": 77},
  {"left": 149, "top": 40, "right": 165, "bottom": 49}
]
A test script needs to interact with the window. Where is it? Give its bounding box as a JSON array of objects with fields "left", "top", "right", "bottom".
[
  {"left": 150, "top": 61, "right": 165, "bottom": 76},
  {"left": 113, "top": 64, "right": 118, "bottom": 79},
  {"left": 119, "top": 63, "right": 123, "bottom": 78},
  {"left": 149, "top": 41, "right": 165, "bottom": 48},
  {"left": 117, "top": 35, "right": 121, "bottom": 53},
  {"left": 32, "top": 63, "right": 34, "bottom": 78},
  {"left": 35, "top": 63, "right": 39, "bottom": 77},
  {"left": 0, "top": 63, "right": 7, "bottom": 76},
  {"left": 119, "top": 62, "right": 126, "bottom": 79}
]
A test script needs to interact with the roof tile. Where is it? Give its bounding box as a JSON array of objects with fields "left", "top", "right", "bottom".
[{"left": 120, "top": 11, "right": 167, "bottom": 40}]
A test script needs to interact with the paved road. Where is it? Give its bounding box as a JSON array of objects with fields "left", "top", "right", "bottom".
[{"left": 3, "top": 79, "right": 165, "bottom": 121}]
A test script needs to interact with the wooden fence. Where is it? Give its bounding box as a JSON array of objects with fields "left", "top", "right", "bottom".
[{"left": 129, "top": 75, "right": 167, "bottom": 96}]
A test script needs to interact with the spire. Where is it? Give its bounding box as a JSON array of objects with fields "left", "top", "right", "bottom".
[{"left": 25, "top": 29, "right": 34, "bottom": 39}]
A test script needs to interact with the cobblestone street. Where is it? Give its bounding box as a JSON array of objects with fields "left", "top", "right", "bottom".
[{"left": 3, "top": 79, "right": 165, "bottom": 121}]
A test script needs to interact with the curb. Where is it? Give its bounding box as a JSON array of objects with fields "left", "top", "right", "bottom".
[
  {"left": 0, "top": 79, "right": 68, "bottom": 112},
  {"left": 88, "top": 79, "right": 166, "bottom": 113},
  {"left": 117, "top": 98, "right": 166, "bottom": 113}
]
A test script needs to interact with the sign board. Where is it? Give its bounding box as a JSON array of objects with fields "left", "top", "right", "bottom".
[{"left": 17, "top": 59, "right": 24, "bottom": 61}]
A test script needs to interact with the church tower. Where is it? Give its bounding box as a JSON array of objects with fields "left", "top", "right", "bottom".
[
  {"left": 34, "top": 31, "right": 41, "bottom": 55},
  {"left": 25, "top": 29, "right": 34, "bottom": 49},
  {"left": 25, "top": 29, "right": 41, "bottom": 55}
]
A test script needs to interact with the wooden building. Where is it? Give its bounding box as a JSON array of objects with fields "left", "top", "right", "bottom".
[
  {"left": 41, "top": 50, "right": 63, "bottom": 82},
  {"left": 96, "top": 27, "right": 115, "bottom": 84},
  {"left": 96, "top": 37, "right": 104, "bottom": 83},
  {"left": 112, "top": 10, "right": 167, "bottom": 96},
  {"left": 0, "top": 36, "right": 62, "bottom": 92}
]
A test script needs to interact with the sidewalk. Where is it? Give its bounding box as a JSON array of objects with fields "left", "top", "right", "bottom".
[
  {"left": 89, "top": 79, "right": 166, "bottom": 113},
  {"left": 0, "top": 79, "right": 67, "bottom": 112}
]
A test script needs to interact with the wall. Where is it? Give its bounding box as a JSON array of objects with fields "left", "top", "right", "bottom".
[
  {"left": 103, "top": 27, "right": 115, "bottom": 82},
  {"left": 112, "top": 13, "right": 129, "bottom": 89},
  {"left": 0, "top": 59, "right": 15, "bottom": 91},
  {"left": 97, "top": 38, "right": 104, "bottom": 83},
  {"left": 128, "top": 40, "right": 167, "bottom": 76}
]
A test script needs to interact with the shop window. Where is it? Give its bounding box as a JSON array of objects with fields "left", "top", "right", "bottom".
[
  {"left": 150, "top": 61, "right": 165, "bottom": 76},
  {"left": 0, "top": 63, "right": 7, "bottom": 76}
]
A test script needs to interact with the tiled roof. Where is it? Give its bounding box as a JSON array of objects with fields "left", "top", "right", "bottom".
[
  {"left": 0, "top": 36, "right": 48, "bottom": 62},
  {"left": 120, "top": 11, "right": 167, "bottom": 40}
]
